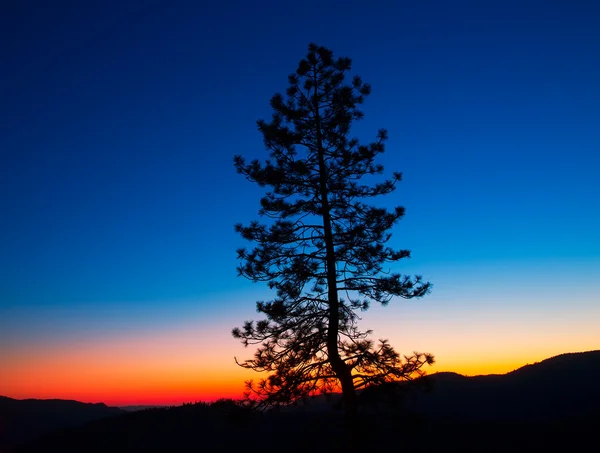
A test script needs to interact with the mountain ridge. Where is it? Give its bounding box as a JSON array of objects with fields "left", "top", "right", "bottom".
[
  {"left": 3, "top": 350, "right": 599, "bottom": 451},
  {"left": 0, "top": 395, "right": 124, "bottom": 450}
]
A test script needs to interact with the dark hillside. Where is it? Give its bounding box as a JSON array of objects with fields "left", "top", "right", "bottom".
[
  {"left": 12, "top": 401, "right": 599, "bottom": 453},
  {"left": 415, "top": 350, "right": 600, "bottom": 422},
  {"left": 0, "top": 396, "right": 124, "bottom": 450}
]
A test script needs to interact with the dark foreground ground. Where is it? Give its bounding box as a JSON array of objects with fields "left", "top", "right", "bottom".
[{"left": 9, "top": 402, "right": 599, "bottom": 453}]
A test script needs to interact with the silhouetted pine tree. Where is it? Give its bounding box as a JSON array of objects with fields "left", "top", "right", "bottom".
[{"left": 232, "top": 43, "right": 433, "bottom": 423}]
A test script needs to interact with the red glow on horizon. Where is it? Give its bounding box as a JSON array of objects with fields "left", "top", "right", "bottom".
[{"left": 0, "top": 357, "right": 554, "bottom": 406}]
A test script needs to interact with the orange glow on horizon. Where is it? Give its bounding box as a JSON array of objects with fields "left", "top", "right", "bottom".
[
  {"left": 3, "top": 294, "right": 598, "bottom": 406},
  {"left": 5, "top": 350, "right": 598, "bottom": 406}
]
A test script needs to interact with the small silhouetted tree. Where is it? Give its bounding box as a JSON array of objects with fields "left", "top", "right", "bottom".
[{"left": 232, "top": 43, "right": 434, "bottom": 425}]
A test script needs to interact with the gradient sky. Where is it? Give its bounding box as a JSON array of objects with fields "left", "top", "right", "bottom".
[{"left": 1, "top": 0, "right": 599, "bottom": 405}]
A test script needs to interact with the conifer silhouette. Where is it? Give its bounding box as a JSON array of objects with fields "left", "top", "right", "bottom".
[{"left": 232, "top": 43, "right": 434, "bottom": 424}]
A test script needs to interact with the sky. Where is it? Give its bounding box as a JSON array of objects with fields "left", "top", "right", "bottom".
[{"left": 1, "top": 0, "right": 599, "bottom": 405}]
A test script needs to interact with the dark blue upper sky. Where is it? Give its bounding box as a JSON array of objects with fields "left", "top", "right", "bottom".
[{"left": 1, "top": 0, "right": 599, "bottom": 319}]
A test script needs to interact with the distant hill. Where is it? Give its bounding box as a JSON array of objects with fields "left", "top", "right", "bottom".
[
  {"left": 284, "top": 350, "right": 600, "bottom": 421},
  {"left": 0, "top": 396, "right": 124, "bottom": 450},
  {"left": 118, "top": 405, "right": 169, "bottom": 412},
  {"left": 413, "top": 350, "right": 600, "bottom": 422}
]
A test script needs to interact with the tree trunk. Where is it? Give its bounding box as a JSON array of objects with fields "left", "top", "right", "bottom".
[{"left": 312, "top": 63, "right": 359, "bottom": 446}]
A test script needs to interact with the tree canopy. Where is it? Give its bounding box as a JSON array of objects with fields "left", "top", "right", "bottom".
[{"left": 232, "top": 43, "right": 433, "bottom": 418}]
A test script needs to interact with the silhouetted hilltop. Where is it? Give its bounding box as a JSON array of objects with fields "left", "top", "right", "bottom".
[
  {"left": 282, "top": 350, "right": 600, "bottom": 420},
  {"left": 118, "top": 404, "right": 170, "bottom": 412},
  {"left": 507, "top": 350, "right": 600, "bottom": 379},
  {"left": 0, "top": 396, "right": 124, "bottom": 450},
  {"left": 416, "top": 350, "right": 600, "bottom": 421}
]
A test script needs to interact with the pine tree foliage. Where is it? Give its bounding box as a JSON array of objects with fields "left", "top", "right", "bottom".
[{"left": 232, "top": 43, "right": 433, "bottom": 413}]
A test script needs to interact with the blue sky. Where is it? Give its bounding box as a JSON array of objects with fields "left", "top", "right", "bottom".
[{"left": 1, "top": 1, "right": 599, "bottom": 397}]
